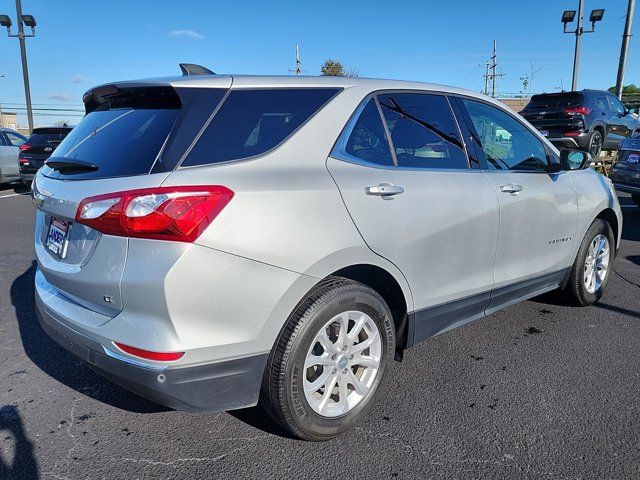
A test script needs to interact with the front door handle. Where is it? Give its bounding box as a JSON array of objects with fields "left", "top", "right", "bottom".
[
  {"left": 365, "top": 183, "right": 405, "bottom": 197},
  {"left": 499, "top": 183, "right": 523, "bottom": 194}
]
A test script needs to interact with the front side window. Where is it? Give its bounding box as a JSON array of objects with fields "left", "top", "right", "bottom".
[
  {"left": 608, "top": 95, "right": 626, "bottom": 114},
  {"left": 182, "top": 88, "right": 340, "bottom": 167},
  {"left": 342, "top": 99, "right": 394, "bottom": 166},
  {"left": 378, "top": 93, "right": 468, "bottom": 169},
  {"left": 462, "top": 99, "right": 548, "bottom": 172}
]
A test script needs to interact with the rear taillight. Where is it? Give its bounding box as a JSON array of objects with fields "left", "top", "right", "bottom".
[
  {"left": 564, "top": 106, "right": 591, "bottom": 116},
  {"left": 113, "top": 342, "right": 184, "bottom": 362},
  {"left": 75, "top": 186, "right": 234, "bottom": 242},
  {"left": 19, "top": 144, "right": 32, "bottom": 152}
]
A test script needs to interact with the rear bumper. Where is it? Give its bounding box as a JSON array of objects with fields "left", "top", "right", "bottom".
[
  {"left": 20, "top": 173, "right": 35, "bottom": 183},
  {"left": 36, "top": 291, "right": 268, "bottom": 412},
  {"left": 547, "top": 132, "right": 590, "bottom": 150}
]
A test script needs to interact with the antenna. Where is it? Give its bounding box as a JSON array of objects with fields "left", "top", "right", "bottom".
[
  {"left": 289, "top": 44, "right": 305, "bottom": 76},
  {"left": 483, "top": 39, "right": 505, "bottom": 97}
]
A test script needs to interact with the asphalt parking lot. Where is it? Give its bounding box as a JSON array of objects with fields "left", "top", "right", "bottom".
[{"left": 0, "top": 183, "right": 639, "bottom": 479}]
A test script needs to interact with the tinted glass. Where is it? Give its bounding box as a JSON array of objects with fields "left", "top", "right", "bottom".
[
  {"left": 608, "top": 95, "right": 626, "bottom": 114},
  {"left": 0, "top": 134, "right": 7, "bottom": 146},
  {"left": 343, "top": 99, "right": 393, "bottom": 166},
  {"left": 28, "top": 130, "right": 71, "bottom": 145},
  {"left": 5, "top": 131, "right": 25, "bottom": 146},
  {"left": 525, "top": 93, "right": 583, "bottom": 109},
  {"left": 462, "top": 99, "right": 548, "bottom": 172},
  {"left": 378, "top": 93, "right": 468, "bottom": 169},
  {"left": 183, "top": 88, "right": 340, "bottom": 167},
  {"left": 594, "top": 95, "right": 608, "bottom": 112},
  {"left": 42, "top": 108, "right": 178, "bottom": 179}
]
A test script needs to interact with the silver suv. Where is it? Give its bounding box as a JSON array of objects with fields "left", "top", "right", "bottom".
[{"left": 33, "top": 69, "right": 622, "bottom": 440}]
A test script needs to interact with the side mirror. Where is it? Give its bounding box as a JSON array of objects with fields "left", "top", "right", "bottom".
[{"left": 560, "top": 149, "right": 592, "bottom": 170}]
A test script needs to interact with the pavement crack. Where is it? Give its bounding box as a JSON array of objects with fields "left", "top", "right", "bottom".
[
  {"left": 615, "top": 271, "right": 640, "bottom": 289},
  {"left": 122, "top": 446, "right": 250, "bottom": 466}
]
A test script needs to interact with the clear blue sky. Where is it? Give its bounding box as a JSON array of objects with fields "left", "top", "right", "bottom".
[{"left": 0, "top": 0, "right": 637, "bottom": 127}]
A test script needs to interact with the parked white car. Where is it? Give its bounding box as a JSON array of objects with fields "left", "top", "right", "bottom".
[
  {"left": 0, "top": 127, "right": 27, "bottom": 184},
  {"left": 33, "top": 70, "right": 622, "bottom": 440}
]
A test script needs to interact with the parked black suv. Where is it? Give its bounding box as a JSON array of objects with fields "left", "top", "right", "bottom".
[
  {"left": 520, "top": 90, "right": 640, "bottom": 158},
  {"left": 19, "top": 126, "right": 73, "bottom": 185}
]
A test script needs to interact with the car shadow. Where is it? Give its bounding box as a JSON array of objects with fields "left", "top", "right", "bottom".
[
  {"left": 228, "top": 405, "right": 297, "bottom": 440},
  {"left": 0, "top": 182, "right": 30, "bottom": 194},
  {"left": 0, "top": 405, "right": 39, "bottom": 480},
  {"left": 10, "top": 261, "right": 167, "bottom": 414}
]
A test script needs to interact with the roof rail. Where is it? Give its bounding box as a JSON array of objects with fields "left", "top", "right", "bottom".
[{"left": 179, "top": 63, "right": 215, "bottom": 76}]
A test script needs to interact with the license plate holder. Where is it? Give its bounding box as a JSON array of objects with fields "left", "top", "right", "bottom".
[{"left": 46, "top": 218, "right": 69, "bottom": 258}]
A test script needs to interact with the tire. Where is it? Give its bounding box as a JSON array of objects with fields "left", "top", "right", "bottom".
[
  {"left": 559, "top": 219, "right": 615, "bottom": 306},
  {"left": 587, "top": 130, "right": 603, "bottom": 158},
  {"left": 632, "top": 194, "right": 640, "bottom": 208},
  {"left": 260, "top": 277, "right": 395, "bottom": 441}
]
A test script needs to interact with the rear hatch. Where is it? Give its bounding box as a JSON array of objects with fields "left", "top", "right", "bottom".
[
  {"left": 520, "top": 92, "right": 586, "bottom": 136},
  {"left": 20, "top": 128, "right": 72, "bottom": 170},
  {"left": 34, "top": 78, "right": 231, "bottom": 318}
]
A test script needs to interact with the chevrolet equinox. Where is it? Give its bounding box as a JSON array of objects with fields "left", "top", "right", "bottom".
[{"left": 33, "top": 66, "right": 623, "bottom": 440}]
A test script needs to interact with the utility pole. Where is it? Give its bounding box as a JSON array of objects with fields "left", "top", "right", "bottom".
[
  {"left": 615, "top": 0, "right": 636, "bottom": 99},
  {"left": 561, "top": 2, "right": 605, "bottom": 91},
  {"left": 483, "top": 40, "right": 504, "bottom": 98},
  {"left": 0, "top": 0, "right": 37, "bottom": 132}
]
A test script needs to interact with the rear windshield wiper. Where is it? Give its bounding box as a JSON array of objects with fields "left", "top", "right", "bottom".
[{"left": 45, "top": 157, "right": 99, "bottom": 174}]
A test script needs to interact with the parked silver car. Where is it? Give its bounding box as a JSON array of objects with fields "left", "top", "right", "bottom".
[
  {"left": 0, "top": 127, "right": 27, "bottom": 185},
  {"left": 33, "top": 70, "right": 622, "bottom": 440}
]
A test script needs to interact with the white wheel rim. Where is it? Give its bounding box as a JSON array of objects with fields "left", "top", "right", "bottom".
[
  {"left": 303, "top": 311, "right": 382, "bottom": 418},
  {"left": 584, "top": 234, "right": 610, "bottom": 294}
]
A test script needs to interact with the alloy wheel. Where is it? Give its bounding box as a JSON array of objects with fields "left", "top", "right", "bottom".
[
  {"left": 584, "top": 234, "right": 610, "bottom": 294},
  {"left": 303, "top": 310, "right": 382, "bottom": 417}
]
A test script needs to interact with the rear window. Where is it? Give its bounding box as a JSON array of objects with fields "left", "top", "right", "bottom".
[
  {"left": 28, "top": 129, "right": 72, "bottom": 145},
  {"left": 181, "top": 88, "right": 340, "bottom": 167},
  {"left": 42, "top": 87, "right": 180, "bottom": 180},
  {"left": 525, "top": 93, "right": 584, "bottom": 109}
]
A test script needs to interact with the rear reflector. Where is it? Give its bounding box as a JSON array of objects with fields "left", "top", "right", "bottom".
[
  {"left": 114, "top": 342, "right": 185, "bottom": 362},
  {"left": 565, "top": 131, "right": 582, "bottom": 137},
  {"left": 19, "top": 158, "right": 29, "bottom": 165},
  {"left": 75, "top": 186, "right": 233, "bottom": 242}
]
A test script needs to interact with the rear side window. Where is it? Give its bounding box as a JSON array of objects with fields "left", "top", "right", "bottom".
[
  {"left": 182, "top": 88, "right": 340, "bottom": 167},
  {"left": 4, "top": 131, "right": 26, "bottom": 146},
  {"left": 378, "top": 93, "right": 468, "bottom": 169},
  {"left": 343, "top": 99, "right": 394, "bottom": 166}
]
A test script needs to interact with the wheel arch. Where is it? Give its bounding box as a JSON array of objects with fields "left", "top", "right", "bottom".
[
  {"left": 595, "top": 208, "right": 619, "bottom": 249},
  {"left": 330, "top": 263, "right": 411, "bottom": 360}
]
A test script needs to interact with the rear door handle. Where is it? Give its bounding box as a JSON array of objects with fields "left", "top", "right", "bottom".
[
  {"left": 499, "top": 183, "right": 523, "bottom": 194},
  {"left": 365, "top": 183, "right": 405, "bottom": 197}
]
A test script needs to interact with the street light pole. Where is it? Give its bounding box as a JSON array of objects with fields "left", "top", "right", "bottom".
[
  {"left": 571, "top": 0, "right": 585, "bottom": 91},
  {"left": 562, "top": 2, "right": 605, "bottom": 91},
  {"left": 14, "top": 0, "right": 33, "bottom": 131},
  {"left": 0, "top": 0, "right": 36, "bottom": 132},
  {"left": 615, "top": 0, "right": 636, "bottom": 99}
]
